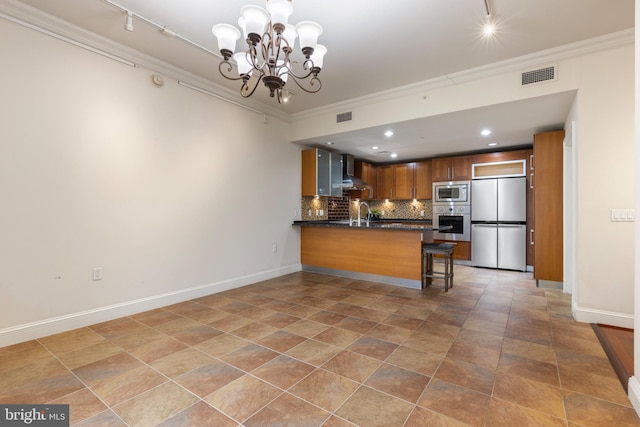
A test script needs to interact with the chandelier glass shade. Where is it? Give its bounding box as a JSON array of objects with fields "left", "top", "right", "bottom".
[{"left": 212, "top": 0, "right": 326, "bottom": 103}]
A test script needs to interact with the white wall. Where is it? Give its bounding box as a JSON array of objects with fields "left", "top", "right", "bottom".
[
  {"left": 0, "top": 18, "right": 301, "bottom": 346},
  {"left": 631, "top": 0, "right": 640, "bottom": 413},
  {"left": 573, "top": 45, "right": 635, "bottom": 325},
  {"left": 291, "top": 36, "right": 635, "bottom": 328}
]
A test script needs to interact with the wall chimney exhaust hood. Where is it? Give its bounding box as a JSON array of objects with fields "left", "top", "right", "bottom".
[{"left": 341, "top": 154, "right": 371, "bottom": 190}]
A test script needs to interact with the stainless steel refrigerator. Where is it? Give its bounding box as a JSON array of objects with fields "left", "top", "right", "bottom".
[{"left": 471, "top": 176, "right": 527, "bottom": 271}]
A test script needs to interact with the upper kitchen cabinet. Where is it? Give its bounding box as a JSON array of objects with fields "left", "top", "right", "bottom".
[
  {"left": 301, "top": 148, "right": 342, "bottom": 196},
  {"left": 377, "top": 165, "right": 395, "bottom": 199},
  {"left": 377, "top": 161, "right": 432, "bottom": 199},
  {"left": 350, "top": 160, "right": 377, "bottom": 199},
  {"left": 330, "top": 152, "right": 343, "bottom": 197},
  {"left": 472, "top": 149, "right": 531, "bottom": 165},
  {"left": 532, "top": 130, "right": 564, "bottom": 283},
  {"left": 432, "top": 155, "right": 472, "bottom": 181},
  {"left": 392, "top": 163, "right": 415, "bottom": 199},
  {"left": 414, "top": 160, "right": 432, "bottom": 199}
]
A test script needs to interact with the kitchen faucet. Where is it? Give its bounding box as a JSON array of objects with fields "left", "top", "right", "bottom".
[{"left": 357, "top": 201, "right": 371, "bottom": 227}]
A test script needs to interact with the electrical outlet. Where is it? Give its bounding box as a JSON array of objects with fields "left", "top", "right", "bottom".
[
  {"left": 92, "top": 267, "right": 103, "bottom": 281},
  {"left": 420, "top": 210, "right": 425, "bottom": 217},
  {"left": 272, "top": 243, "right": 277, "bottom": 253},
  {"left": 320, "top": 209, "right": 324, "bottom": 215}
]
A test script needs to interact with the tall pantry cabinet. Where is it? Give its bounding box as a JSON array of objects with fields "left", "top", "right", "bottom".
[{"left": 532, "top": 130, "right": 565, "bottom": 284}]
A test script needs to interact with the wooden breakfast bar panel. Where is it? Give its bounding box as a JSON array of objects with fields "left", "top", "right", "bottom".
[{"left": 300, "top": 226, "right": 423, "bottom": 281}]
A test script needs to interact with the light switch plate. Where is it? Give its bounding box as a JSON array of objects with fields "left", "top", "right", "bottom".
[{"left": 611, "top": 209, "right": 635, "bottom": 222}]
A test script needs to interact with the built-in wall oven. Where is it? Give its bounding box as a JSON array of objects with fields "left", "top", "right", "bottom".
[{"left": 432, "top": 181, "right": 471, "bottom": 242}]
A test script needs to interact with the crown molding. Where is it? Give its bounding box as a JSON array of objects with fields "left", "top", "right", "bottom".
[
  {"left": 2, "top": 0, "right": 633, "bottom": 125},
  {"left": 0, "top": 0, "right": 291, "bottom": 122},
  {"left": 290, "top": 28, "right": 634, "bottom": 122}
]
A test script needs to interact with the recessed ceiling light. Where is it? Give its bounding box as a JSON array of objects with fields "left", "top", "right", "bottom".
[
  {"left": 481, "top": 129, "right": 492, "bottom": 136},
  {"left": 390, "top": 153, "right": 398, "bottom": 158},
  {"left": 488, "top": 142, "right": 498, "bottom": 147},
  {"left": 384, "top": 130, "right": 394, "bottom": 137},
  {"left": 372, "top": 146, "right": 379, "bottom": 150},
  {"left": 325, "top": 141, "right": 334, "bottom": 145}
]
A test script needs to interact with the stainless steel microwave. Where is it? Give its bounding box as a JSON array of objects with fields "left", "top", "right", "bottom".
[{"left": 433, "top": 181, "right": 470, "bottom": 204}]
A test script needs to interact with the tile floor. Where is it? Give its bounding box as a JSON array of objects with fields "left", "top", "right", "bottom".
[{"left": 1, "top": 266, "right": 639, "bottom": 426}]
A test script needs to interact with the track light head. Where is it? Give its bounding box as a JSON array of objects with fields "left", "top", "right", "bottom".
[{"left": 125, "top": 11, "right": 134, "bottom": 32}]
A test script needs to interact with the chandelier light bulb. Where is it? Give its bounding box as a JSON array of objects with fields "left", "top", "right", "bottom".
[
  {"left": 310, "top": 44, "right": 327, "bottom": 70},
  {"left": 296, "top": 21, "right": 323, "bottom": 57},
  {"left": 233, "top": 52, "right": 252, "bottom": 75},
  {"left": 266, "top": 0, "right": 293, "bottom": 34},
  {"left": 281, "top": 89, "right": 291, "bottom": 103},
  {"left": 212, "top": 24, "right": 241, "bottom": 59},
  {"left": 240, "top": 5, "right": 269, "bottom": 44},
  {"left": 237, "top": 17, "right": 247, "bottom": 40},
  {"left": 281, "top": 25, "right": 298, "bottom": 51}
]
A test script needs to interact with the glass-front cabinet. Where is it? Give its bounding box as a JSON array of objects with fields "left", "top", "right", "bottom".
[
  {"left": 301, "top": 148, "right": 343, "bottom": 197},
  {"left": 330, "top": 152, "right": 343, "bottom": 196}
]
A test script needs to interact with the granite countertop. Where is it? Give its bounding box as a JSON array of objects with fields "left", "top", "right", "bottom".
[{"left": 292, "top": 219, "right": 435, "bottom": 230}]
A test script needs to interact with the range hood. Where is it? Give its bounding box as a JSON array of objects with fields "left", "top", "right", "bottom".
[{"left": 341, "top": 154, "right": 371, "bottom": 190}]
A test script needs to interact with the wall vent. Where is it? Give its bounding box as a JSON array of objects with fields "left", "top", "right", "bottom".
[
  {"left": 337, "top": 112, "right": 352, "bottom": 123},
  {"left": 521, "top": 65, "right": 556, "bottom": 86}
]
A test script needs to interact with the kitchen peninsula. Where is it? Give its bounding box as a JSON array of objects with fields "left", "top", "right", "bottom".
[{"left": 294, "top": 220, "right": 443, "bottom": 289}]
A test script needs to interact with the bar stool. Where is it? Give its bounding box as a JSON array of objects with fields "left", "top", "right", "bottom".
[{"left": 422, "top": 243, "right": 455, "bottom": 291}]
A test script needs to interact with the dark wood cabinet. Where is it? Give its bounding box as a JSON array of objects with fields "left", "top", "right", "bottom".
[
  {"left": 532, "top": 130, "right": 564, "bottom": 282},
  {"left": 393, "top": 163, "right": 415, "bottom": 199},
  {"left": 376, "top": 161, "right": 432, "bottom": 200},
  {"left": 350, "top": 160, "right": 377, "bottom": 199},
  {"left": 432, "top": 155, "right": 472, "bottom": 181},
  {"left": 377, "top": 165, "right": 395, "bottom": 199},
  {"left": 415, "top": 160, "right": 432, "bottom": 199}
]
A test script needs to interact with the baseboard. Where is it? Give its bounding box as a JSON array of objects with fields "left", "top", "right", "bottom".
[
  {"left": 573, "top": 306, "right": 634, "bottom": 329},
  {"left": 0, "top": 264, "right": 302, "bottom": 348},
  {"left": 628, "top": 377, "right": 640, "bottom": 417}
]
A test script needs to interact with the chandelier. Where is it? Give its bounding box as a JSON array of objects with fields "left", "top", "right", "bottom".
[{"left": 212, "top": 0, "right": 326, "bottom": 103}]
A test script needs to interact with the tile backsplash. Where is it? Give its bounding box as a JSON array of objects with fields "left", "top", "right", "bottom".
[
  {"left": 301, "top": 196, "right": 329, "bottom": 220},
  {"left": 300, "top": 193, "right": 432, "bottom": 221},
  {"left": 350, "top": 199, "right": 433, "bottom": 220}
]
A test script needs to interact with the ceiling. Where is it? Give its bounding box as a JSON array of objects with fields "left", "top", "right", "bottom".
[{"left": 11, "top": 0, "right": 634, "bottom": 162}]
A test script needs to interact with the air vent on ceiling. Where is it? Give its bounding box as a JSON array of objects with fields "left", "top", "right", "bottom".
[
  {"left": 337, "top": 112, "right": 352, "bottom": 123},
  {"left": 521, "top": 65, "right": 556, "bottom": 86}
]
